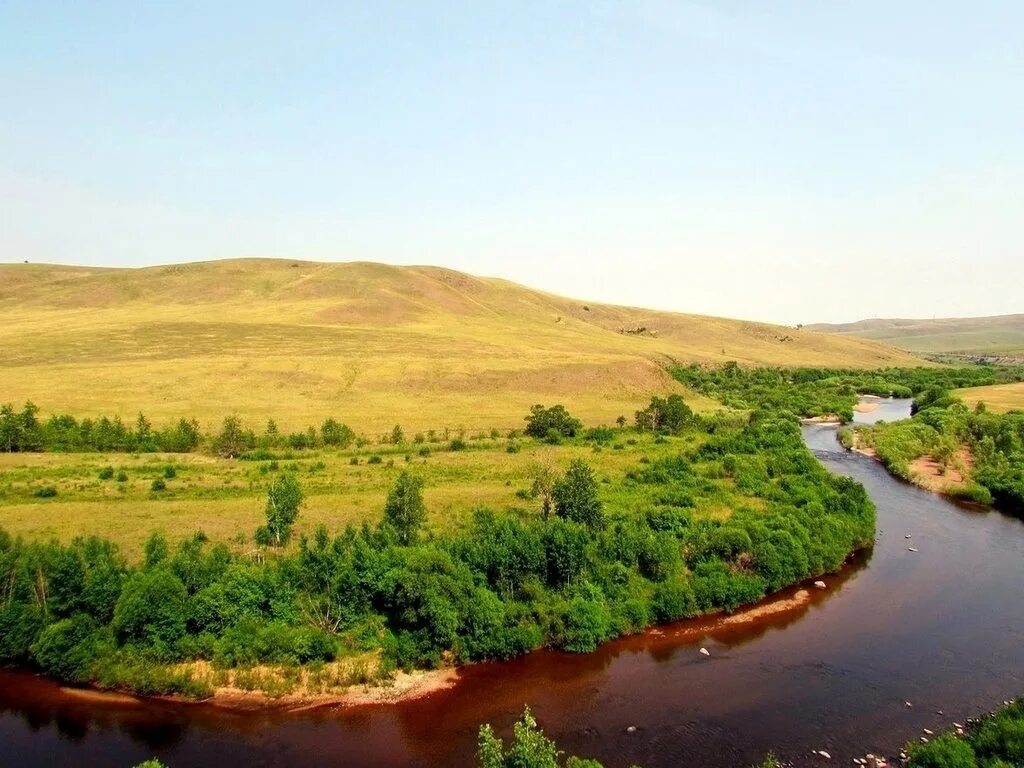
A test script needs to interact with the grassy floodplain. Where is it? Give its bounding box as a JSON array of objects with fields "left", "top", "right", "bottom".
[{"left": 0, "top": 429, "right": 727, "bottom": 560}]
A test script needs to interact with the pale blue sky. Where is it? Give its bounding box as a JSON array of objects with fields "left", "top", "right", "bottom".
[{"left": 1, "top": 1, "right": 1021, "bottom": 324}]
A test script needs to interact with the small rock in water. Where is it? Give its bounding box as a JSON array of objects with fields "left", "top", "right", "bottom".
[
  {"left": 626, "top": 725, "right": 637, "bottom": 734},
  {"left": 818, "top": 750, "right": 831, "bottom": 759},
  {"left": 699, "top": 647, "right": 710, "bottom": 656},
  {"left": 905, "top": 701, "right": 913, "bottom": 708},
  {"left": 923, "top": 728, "right": 933, "bottom": 735},
  {"left": 905, "top": 534, "right": 912, "bottom": 539},
  {"left": 908, "top": 547, "right": 918, "bottom": 552},
  {"left": 920, "top": 737, "right": 929, "bottom": 743},
  {"left": 814, "top": 580, "right": 827, "bottom": 589}
]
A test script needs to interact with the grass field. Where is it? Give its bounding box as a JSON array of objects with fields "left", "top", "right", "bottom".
[
  {"left": 0, "top": 259, "right": 919, "bottom": 435},
  {"left": 809, "top": 315, "right": 1024, "bottom": 358},
  {"left": 957, "top": 382, "right": 1024, "bottom": 413},
  {"left": 0, "top": 430, "right": 755, "bottom": 560}
]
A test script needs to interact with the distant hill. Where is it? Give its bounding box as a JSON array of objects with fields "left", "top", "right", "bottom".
[
  {"left": 808, "top": 315, "right": 1024, "bottom": 361},
  {"left": 0, "top": 259, "right": 921, "bottom": 432}
]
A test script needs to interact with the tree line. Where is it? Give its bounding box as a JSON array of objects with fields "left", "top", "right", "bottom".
[{"left": 670, "top": 363, "right": 1024, "bottom": 423}]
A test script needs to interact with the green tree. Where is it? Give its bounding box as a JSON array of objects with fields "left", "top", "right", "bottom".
[
  {"left": 143, "top": 532, "right": 169, "bottom": 568},
  {"left": 391, "top": 424, "right": 405, "bottom": 445},
  {"left": 112, "top": 568, "right": 188, "bottom": 646},
  {"left": 321, "top": 418, "right": 355, "bottom": 448},
  {"left": 259, "top": 474, "right": 303, "bottom": 547},
  {"left": 524, "top": 405, "right": 582, "bottom": 440},
  {"left": 383, "top": 470, "right": 427, "bottom": 545},
  {"left": 529, "top": 464, "right": 560, "bottom": 520},
  {"left": 213, "top": 416, "right": 252, "bottom": 458},
  {"left": 553, "top": 460, "right": 604, "bottom": 530}
]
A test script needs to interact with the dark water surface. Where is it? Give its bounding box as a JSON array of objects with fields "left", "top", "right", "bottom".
[{"left": 2, "top": 405, "right": 1022, "bottom": 767}]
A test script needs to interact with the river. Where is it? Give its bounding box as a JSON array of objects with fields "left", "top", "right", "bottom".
[{"left": 2, "top": 399, "right": 1022, "bottom": 767}]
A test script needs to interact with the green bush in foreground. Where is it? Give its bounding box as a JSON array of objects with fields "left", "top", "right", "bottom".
[
  {"left": 478, "top": 707, "right": 605, "bottom": 768},
  {"left": 906, "top": 698, "right": 1023, "bottom": 767}
]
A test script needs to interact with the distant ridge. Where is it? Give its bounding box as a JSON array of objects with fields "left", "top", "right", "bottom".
[
  {"left": 808, "top": 314, "right": 1024, "bottom": 360},
  {"left": 0, "top": 258, "right": 922, "bottom": 431}
]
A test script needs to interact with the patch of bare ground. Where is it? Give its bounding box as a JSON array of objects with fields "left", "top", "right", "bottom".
[
  {"left": 909, "top": 448, "right": 975, "bottom": 493},
  {"left": 854, "top": 400, "right": 880, "bottom": 413},
  {"left": 168, "top": 657, "right": 458, "bottom": 712}
]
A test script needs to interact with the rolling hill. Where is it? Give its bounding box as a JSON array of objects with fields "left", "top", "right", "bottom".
[
  {"left": 0, "top": 259, "right": 922, "bottom": 433},
  {"left": 809, "top": 315, "right": 1024, "bottom": 360}
]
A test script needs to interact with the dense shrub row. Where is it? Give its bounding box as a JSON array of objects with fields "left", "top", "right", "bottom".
[
  {"left": 669, "top": 363, "right": 1024, "bottom": 423},
  {"left": 0, "top": 411, "right": 873, "bottom": 695}
]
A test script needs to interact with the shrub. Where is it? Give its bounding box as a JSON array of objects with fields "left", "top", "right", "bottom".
[
  {"left": 260, "top": 473, "right": 303, "bottom": 547},
  {"left": 382, "top": 471, "right": 427, "bottom": 545},
  {"left": 524, "top": 404, "right": 582, "bottom": 440},
  {"left": 553, "top": 460, "right": 604, "bottom": 530},
  {"left": 32, "top": 614, "right": 109, "bottom": 682},
  {"left": 98, "top": 466, "right": 115, "bottom": 480},
  {"left": 163, "top": 466, "right": 177, "bottom": 479},
  {"left": 112, "top": 568, "right": 188, "bottom": 647},
  {"left": 449, "top": 438, "right": 467, "bottom": 451},
  {"left": 34, "top": 486, "right": 58, "bottom": 498},
  {"left": 116, "top": 470, "right": 129, "bottom": 482},
  {"left": 150, "top": 479, "right": 166, "bottom": 492},
  {"left": 368, "top": 455, "right": 383, "bottom": 465}
]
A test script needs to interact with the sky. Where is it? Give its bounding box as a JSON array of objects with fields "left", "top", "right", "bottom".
[{"left": 1, "top": 1, "right": 1021, "bottom": 325}]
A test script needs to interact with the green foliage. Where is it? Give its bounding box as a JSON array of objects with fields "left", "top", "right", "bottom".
[
  {"left": 112, "top": 568, "right": 188, "bottom": 648},
  {"left": 478, "top": 707, "right": 605, "bottom": 768},
  {"left": 553, "top": 460, "right": 604, "bottom": 530},
  {"left": 670, "top": 363, "right": 1024, "bottom": 423},
  {"left": 33, "top": 486, "right": 58, "bottom": 498},
  {"left": 259, "top": 473, "right": 303, "bottom": 547},
  {"left": 320, "top": 417, "right": 355, "bottom": 448},
  {"left": 525, "top": 404, "right": 582, "bottom": 440},
  {"left": 383, "top": 471, "right": 427, "bottom": 545},
  {"left": 906, "top": 698, "right": 1024, "bottom": 768},
  {"left": 213, "top": 416, "right": 255, "bottom": 458},
  {"left": 635, "top": 394, "right": 694, "bottom": 433}
]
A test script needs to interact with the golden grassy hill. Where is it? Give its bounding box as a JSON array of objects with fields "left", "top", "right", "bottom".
[
  {"left": 808, "top": 315, "right": 1024, "bottom": 359},
  {"left": 0, "top": 259, "right": 921, "bottom": 433}
]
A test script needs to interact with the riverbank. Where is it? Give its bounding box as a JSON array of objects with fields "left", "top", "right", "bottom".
[
  {"left": 34, "top": 577, "right": 835, "bottom": 714},
  {"left": 846, "top": 429, "right": 977, "bottom": 500}
]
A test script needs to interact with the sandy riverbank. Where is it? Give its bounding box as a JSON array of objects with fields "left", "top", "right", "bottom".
[{"left": 41, "top": 584, "right": 829, "bottom": 714}]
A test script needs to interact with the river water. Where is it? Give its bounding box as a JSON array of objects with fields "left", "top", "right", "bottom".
[{"left": 2, "top": 399, "right": 1022, "bottom": 767}]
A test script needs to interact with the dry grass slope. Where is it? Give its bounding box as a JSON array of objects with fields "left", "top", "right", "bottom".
[
  {"left": 809, "top": 315, "right": 1024, "bottom": 358},
  {"left": 0, "top": 259, "right": 919, "bottom": 432},
  {"left": 957, "top": 382, "right": 1024, "bottom": 414}
]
